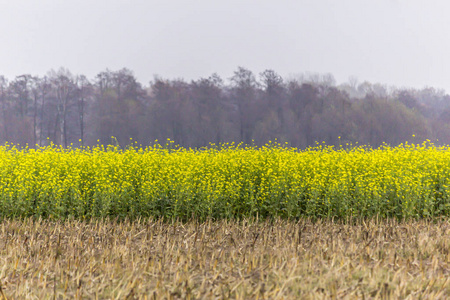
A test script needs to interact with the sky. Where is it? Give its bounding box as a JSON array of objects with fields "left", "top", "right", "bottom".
[{"left": 1, "top": 0, "right": 450, "bottom": 91}]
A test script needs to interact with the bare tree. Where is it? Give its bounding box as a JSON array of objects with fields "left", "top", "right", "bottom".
[
  {"left": 30, "top": 77, "right": 41, "bottom": 146},
  {"left": 49, "top": 68, "right": 76, "bottom": 147},
  {"left": 90, "top": 69, "right": 146, "bottom": 146},
  {"left": 76, "top": 75, "right": 92, "bottom": 147},
  {"left": 37, "top": 77, "right": 51, "bottom": 146},
  {"left": 149, "top": 78, "right": 191, "bottom": 146},
  {"left": 258, "top": 70, "right": 286, "bottom": 142},
  {"left": 10, "top": 75, "right": 32, "bottom": 118},
  {"left": 0, "top": 76, "right": 8, "bottom": 143},
  {"left": 230, "top": 67, "right": 259, "bottom": 145},
  {"left": 190, "top": 74, "right": 225, "bottom": 145}
]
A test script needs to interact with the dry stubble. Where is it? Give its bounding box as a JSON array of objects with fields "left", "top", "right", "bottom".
[{"left": 0, "top": 217, "right": 450, "bottom": 299}]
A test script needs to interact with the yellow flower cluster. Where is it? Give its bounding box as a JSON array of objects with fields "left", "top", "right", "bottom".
[{"left": 0, "top": 140, "right": 449, "bottom": 220}]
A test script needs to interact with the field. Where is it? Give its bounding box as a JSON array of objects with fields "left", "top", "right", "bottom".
[
  {"left": 1, "top": 218, "right": 450, "bottom": 299},
  {"left": 1, "top": 141, "right": 450, "bottom": 220},
  {"left": 2, "top": 141, "right": 450, "bottom": 298}
]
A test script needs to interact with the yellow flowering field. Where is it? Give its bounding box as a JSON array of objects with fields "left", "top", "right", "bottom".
[{"left": 0, "top": 141, "right": 449, "bottom": 220}]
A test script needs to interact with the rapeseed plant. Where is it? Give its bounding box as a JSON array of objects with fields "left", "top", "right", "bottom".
[{"left": 0, "top": 141, "right": 449, "bottom": 220}]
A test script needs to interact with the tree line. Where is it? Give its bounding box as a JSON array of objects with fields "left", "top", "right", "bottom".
[{"left": 0, "top": 67, "right": 449, "bottom": 149}]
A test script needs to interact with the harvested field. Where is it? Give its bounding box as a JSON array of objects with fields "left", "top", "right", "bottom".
[{"left": 1, "top": 218, "right": 450, "bottom": 299}]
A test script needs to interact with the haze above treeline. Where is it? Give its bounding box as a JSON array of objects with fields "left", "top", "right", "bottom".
[{"left": 0, "top": 67, "right": 448, "bottom": 149}]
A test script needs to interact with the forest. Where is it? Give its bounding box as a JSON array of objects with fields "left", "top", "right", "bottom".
[{"left": 0, "top": 66, "right": 448, "bottom": 149}]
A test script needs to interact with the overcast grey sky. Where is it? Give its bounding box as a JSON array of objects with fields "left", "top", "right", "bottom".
[{"left": 1, "top": 0, "right": 450, "bottom": 91}]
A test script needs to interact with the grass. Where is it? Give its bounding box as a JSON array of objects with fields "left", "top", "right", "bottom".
[{"left": 1, "top": 217, "right": 450, "bottom": 299}]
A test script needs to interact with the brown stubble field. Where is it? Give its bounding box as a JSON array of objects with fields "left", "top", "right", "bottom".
[{"left": 0, "top": 217, "right": 450, "bottom": 299}]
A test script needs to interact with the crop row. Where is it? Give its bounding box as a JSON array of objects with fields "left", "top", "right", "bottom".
[{"left": 0, "top": 141, "right": 449, "bottom": 220}]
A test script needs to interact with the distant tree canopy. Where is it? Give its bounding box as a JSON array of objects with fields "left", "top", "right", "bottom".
[{"left": 0, "top": 67, "right": 447, "bottom": 148}]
